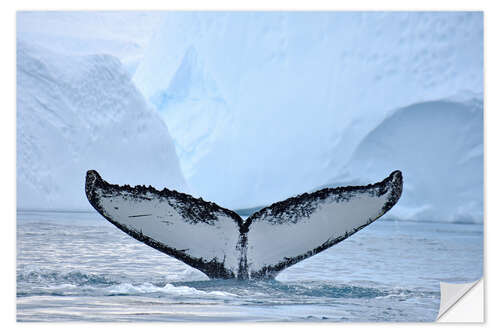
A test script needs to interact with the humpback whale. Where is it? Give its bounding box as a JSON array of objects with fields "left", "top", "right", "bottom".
[{"left": 85, "top": 170, "right": 403, "bottom": 279}]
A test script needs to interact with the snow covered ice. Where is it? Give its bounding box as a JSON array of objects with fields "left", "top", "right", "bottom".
[
  {"left": 327, "top": 98, "right": 483, "bottom": 223},
  {"left": 132, "top": 12, "right": 483, "bottom": 222},
  {"left": 16, "top": 11, "right": 166, "bottom": 75},
  {"left": 16, "top": 40, "right": 186, "bottom": 210},
  {"left": 16, "top": 12, "right": 483, "bottom": 223}
]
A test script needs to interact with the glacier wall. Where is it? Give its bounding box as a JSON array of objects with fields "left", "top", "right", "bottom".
[
  {"left": 133, "top": 12, "right": 483, "bottom": 217},
  {"left": 17, "top": 41, "right": 186, "bottom": 210}
]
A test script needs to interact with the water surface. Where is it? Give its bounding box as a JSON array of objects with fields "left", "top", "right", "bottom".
[{"left": 17, "top": 210, "right": 483, "bottom": 322}]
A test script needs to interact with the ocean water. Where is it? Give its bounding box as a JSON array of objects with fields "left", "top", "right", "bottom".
[{"left": 16, "top": 210, "right": 483, "bottom": 322}]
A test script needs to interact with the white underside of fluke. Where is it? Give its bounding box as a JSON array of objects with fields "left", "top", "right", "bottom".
[
  {"left": 86, "top": 170, "right": 402, "bottom": 279},
  {"left": 95, "top": 187, "right": 241, "bottom": 274},
  {"left": 246, "top": 190, "right": 391, "bottom": 276}
]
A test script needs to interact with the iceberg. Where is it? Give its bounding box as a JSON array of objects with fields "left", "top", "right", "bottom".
[
  {"left": 16, "top": 11, "right": 167, "bottom": 75},
  {"left": 325, "top": 98, "right": 483, "bottom": 223},
  {"left": 133, "top": 12, "right": 483, "bottom": 216},
  {"left": 17, "top": 40, "right": 186, "bottom": 210}
]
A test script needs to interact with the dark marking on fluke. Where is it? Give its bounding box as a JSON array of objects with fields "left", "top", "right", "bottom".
[{"left": 85, "top": 170, "right": 403, "bottom": 280}]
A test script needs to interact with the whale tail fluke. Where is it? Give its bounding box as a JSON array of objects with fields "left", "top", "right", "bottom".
[{"left": 85, "top": 170, "right": 403, "bottom": 279}]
